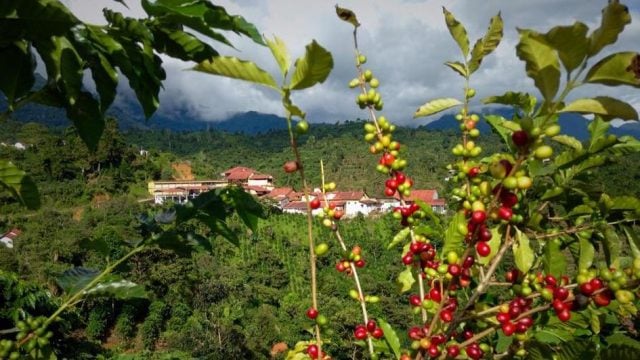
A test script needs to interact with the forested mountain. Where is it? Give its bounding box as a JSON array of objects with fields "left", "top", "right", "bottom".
[{"left": 1, "top": 112, "right": 639, "bottom": 359}]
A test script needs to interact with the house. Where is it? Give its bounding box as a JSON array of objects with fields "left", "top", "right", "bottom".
[
  {"left": 283, "top": 200, "right": 313, "bottom": 215},
  {"left": 282, "top": 190, "right": 386, "bottom": 218},
  {"left": 325, "top": 191, "right": 378, "bottom": 217},
  {"left": 395, "top": 189, "right": 446, "bottom": 214},
  {"left": 222, "top": 166, "right": 274, "bottom": 190},
  {"left": 148, "top": 180, "right": 227, "bottom": 204},
  {"left": 263, "top": 187, "right": 297, "bottom": 207},
  {"left": 0, "top": 228, "right": 21, "bottom": 249}
]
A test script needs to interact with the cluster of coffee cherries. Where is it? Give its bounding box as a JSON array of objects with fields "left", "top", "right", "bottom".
[
  {"left": 350, "top": 55, "right": 384, "bottom": 111},
  {"left": 0, "top": 316, "right": 53, "bottom": 359},
  {"left": 363, "top": 118, "right": 408, "bottom": 175},
  {"left": 495, "top": 297, "right": 534, "bottom": 336},
  {"left": 392, "top": 203, "right": 429, "bottom": 227},
  {"left": 354, "top": 319, "right": 384, "bottom": 340},
  {"left": 336, "top": 245, "right": 366, "bottom": 274},
  {"left": 577, "top": 261, "right": 639, "bottom": 307},
  {"left": 454, "top": 107, "right": 481, "bottom": 136},
  {"left": 510, "top": 124, "right": 558, "bottom": 160},
  {"left": 538, "top": 274, "right": 573, "bottom": 322},
  {"left": 406, "top": 325, "right": 490, "bottom": 359},
  {"left": 384, "top": 171, "right": 412, "bottom": 197}
]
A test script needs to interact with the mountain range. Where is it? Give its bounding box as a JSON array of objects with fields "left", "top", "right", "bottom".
[{"left": 2, "top": 91, "right": 640, "bottom": 140}]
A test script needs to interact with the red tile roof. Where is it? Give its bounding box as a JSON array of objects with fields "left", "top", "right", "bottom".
[
  {"left": 265, "top": 187, "right": 294, "bottom": 199},
  {"left": 1, "top": 228, "right": 21, "bottom": 239},
  {"left": 394, "top": 190, "right": 441, "bottom": 205},
  {"left": 244, "top": 185, "right": 270, "bottom": 194},
  {"left": 283, "top": 201, "right": 309, "bottom": 210},
  {"left": 329, "top": 191, "right": 366, "bottom": 201}
]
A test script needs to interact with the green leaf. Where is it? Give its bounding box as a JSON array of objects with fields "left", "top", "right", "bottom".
[
  {"left": 525, "top": 341, "right": 554, "bottom": 358},
  {"left": 0, "top": 160, "right": 40, "bottom": 209},
  {"left": 335, "top": 5, "right": 360, "bottom": 27},
  {"left": 541, "top": 186, "right": 565, "bottom": 200},
  {"left": 600, "top": 345, "right": 640, "bottom": 360},
  {"left": 478, "top": 226, "right": 501, "bottom": 265},
  {"left": 266, "top": 35, "right": 291, "bottom": 79},
  {"left": 397, "top": 267, "right": 415, "bottom": 293},
  {"left": 83, "top": 276, "right": 147, "bottom": 299},
  {"left": 0, "top": 41, "right": 36, "bottom": 106},
  {"left": 602, "top": 225, "right": 622, "bottom": 268},
  {"left": 151, "top": 25, "right": 218, "bottom": 63},
  {"left": 378, "top": 318, "right": 401, "bottom": 359},
  {"left": 413, "top": 98, "right": 462, "bottom": 118},
  {"left": 543, "top": 240, "right": 566, "bottom": 278},
  {"left": 556, "top": 340, "right": 596, "bottom": 360},
  {"left": 534, "top": 329, "right": 571, "bottom": 344},
  {"left": 578, "top": 235, "right": 596, "bottom": 270},
  {"left": 442, "top": 8, "right": 469, "bottom": 58},
  {"left": 484, "top": 115, "right": 519, "bottom": 149},
  {"left": 552, "top": 135, "right": 583, "bottom": 151},
  {"left": 443, "top": 211, "right": 466, "bottom": 255},
  {"left": 585, "top": 52, "right": 640, "bottom": 88},
  {"left": 66, "top": 92, "right": 105, "bottom": 151},
  {"left": 590, "top": 308, "right": 601, "bottom": 334},
  {"left": 513, "top": 228, "right": 534, "bottom": 274},
  {"left": 37, "top": 36, "right": 83, "bottom": 105},
  {"left": 90, "top": 53, "right": 118, "bottom": 112},
  {"left": 8, "top": 0, "right": 79, "bottom": 39},
  {"left": 388, "top": 227, "right": 411, "bottom": 250},
  {"left": 622, "top": 225, "right": 640, "bottom": 258},
  {"left": 607, "top": 136, "right": 640, "bottom": 156},
  {"left": 560, "top": 97, "right": 638, "bottom": 121},
  {"left": 588, "top": 1, "right": 632, "bottom": 56},
  {"left": 444, "top": 61, "right": 468, "bottom": 78},
  {"left": 605, "top": 333, "right": 640, "bottom": 350},
  {"left": 57, "top": 267, "right": 100, "bottom": 294},
  {"left": 543, "top": 22, "right": 589, "bottom": 73},
  {"left": 289, "top": 40, "right": 333, "bottom": 90},
  {"left": 226, "top": 186, "right": 266, "bottom": 231},
  {"left": 610, "top": 196, "right": 640, "bottom": 213},
  {"left": 516, "top": 29, "right": 560, "bottom": 102},
  {"left": 495, "top": 332, "right": 513, "bottom": 353},
  {"left": 588, "top": 116, "right": 611, "bottom": 145},
  {"left": 141, "top": 0, "right": 265, "bottom": 46},
  {"left": 468, "top": 12, "right": 503, "bottom": 74},
  {"left": 194, "top": 56, "right": 278, "bottom": 90},
  {"left": 482, "top": 91, "right": 536, "bottom": 114}
]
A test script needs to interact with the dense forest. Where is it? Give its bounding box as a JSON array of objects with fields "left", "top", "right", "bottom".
[{"left": 1, "top": 117, "right": 639, "bottom": 359}]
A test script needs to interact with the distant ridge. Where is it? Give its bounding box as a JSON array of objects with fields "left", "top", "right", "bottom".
[
  {"left": 1, "top": 89, "right": 639, "bottom": 139},
  {"left": 422, "top": 108, "right": 640, "bottom": 140}
]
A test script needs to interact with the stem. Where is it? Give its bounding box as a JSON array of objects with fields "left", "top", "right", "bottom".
[
  {"left": 322, "top": 161, "right": 374, "bottom": 357},
  {"left": 412, "top": 230, "right": 429, "bottom": 323},
  {"left": 445, "top": 225, "right": 514, "bottom": 337},
  {"left": 335, "top": 231, "right": 375, "bottom": 356},
  {"left": 284, "top": 112, "right": 322, "bottom": 353}
]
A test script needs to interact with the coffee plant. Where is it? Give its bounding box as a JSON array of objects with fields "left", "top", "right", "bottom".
[
  {"left": 199, "top": 1, "right": 640, "bottom": 359},
  {"left": 2, "top": 1, "right": 640, "bottom": 359}
]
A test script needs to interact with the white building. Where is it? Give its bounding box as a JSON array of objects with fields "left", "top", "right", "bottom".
[{"left": 0, "top": 228, "right": 21, "bottom": 249}]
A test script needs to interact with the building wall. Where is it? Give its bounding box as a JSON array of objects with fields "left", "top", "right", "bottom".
[{"left": 0, "top": 236, "right": 13, "bottom": 249}]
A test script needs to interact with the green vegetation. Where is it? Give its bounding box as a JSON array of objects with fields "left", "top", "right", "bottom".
[{"left": 1, "top": 1, "right": 640, "bottom": 359}]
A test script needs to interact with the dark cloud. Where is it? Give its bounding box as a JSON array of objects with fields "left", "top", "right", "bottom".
[{"left": 65, "top": 0, "right": 640, "bottom": 125}]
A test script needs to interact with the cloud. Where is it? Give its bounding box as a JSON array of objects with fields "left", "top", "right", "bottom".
[{"left": 65, "top": 0, "right": 640, "bottom": 125}]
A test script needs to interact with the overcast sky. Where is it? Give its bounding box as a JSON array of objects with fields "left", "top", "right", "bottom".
[{"left": 64, "top": 0, "right": 640, "bottom": 126}]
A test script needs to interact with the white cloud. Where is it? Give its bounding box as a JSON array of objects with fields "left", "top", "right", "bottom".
[{"left": 65, "top": 0, "right": 640, "bottom": 125}]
